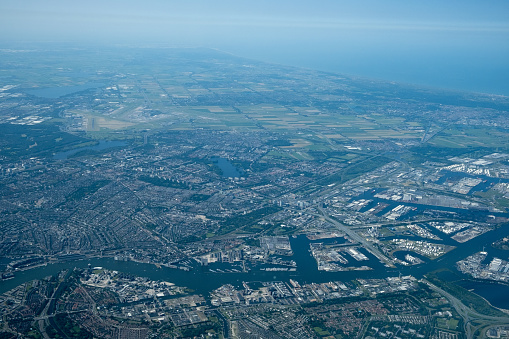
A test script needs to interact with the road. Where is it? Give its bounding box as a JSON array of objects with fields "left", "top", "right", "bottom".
[
  {"left": 213, "top": 309, "right": 230, "bottom": 338},
  {"left": 423, "top": 279, "right": 509, "bottom": 339},
  {"left": 316, "top": 206, "right": 395, "bottom": 268}
]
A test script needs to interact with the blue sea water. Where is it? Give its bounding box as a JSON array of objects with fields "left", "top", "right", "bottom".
[{"left": 224, "top": 32, "right": 509, "bottom": 96}]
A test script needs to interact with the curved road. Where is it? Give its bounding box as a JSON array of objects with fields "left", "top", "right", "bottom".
[{"left": 423, "top": 279, "right": 509, "bottom": 339}]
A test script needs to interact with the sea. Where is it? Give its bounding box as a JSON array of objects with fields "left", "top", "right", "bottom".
[{"left": 223, "top": 34, "right": 509, "bottom": 96}]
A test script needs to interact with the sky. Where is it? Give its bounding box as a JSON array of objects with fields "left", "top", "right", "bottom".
[{"left": 1, "top": 0, "right": 509, "bottom": 95}]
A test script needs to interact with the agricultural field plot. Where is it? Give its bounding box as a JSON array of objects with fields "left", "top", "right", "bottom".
[
  {"left": 289, "top": 106, "right": 324, "bottom": 115},
  {"left": 431, "top": 126, "right": 509, "bottom": 148}
]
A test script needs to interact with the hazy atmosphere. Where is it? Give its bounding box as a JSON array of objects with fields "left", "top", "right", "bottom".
[
  {"left": 4, "top": 2, "right": 509, "bottom": 338},
  {"left": 2, "top": 0, "right": 509, "bottom": 95}
]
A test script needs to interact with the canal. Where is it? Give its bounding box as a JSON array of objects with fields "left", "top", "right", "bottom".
[{"left": 2, "top": 223, "right": 509, "bottom": 304}]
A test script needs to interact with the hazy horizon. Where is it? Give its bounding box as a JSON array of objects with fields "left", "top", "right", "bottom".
[{"left": 1, "top": 0, "right": 508, "bottom": 95}]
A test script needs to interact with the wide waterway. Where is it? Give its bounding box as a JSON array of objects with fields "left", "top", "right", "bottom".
[
  {"left": 457, "top": 280, "right": 509, "bottom": 310},
  {"left": 3, "top": 224, "right": 509, "bottom": 302}
]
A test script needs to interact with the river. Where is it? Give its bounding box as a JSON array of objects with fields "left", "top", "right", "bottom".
[{"left": 3, "top": 224, "right": 509, "bottom": 302}]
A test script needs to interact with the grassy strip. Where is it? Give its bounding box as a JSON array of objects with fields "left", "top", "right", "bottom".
[
  {"left": 219, "top": 206, "right": 283, "bottom": 235},
  {"left": 426, "top": 274, "right": 507, "bottom": 317},
  {"left": 67, "top": 180, "right": 111, "bottom": 201},
  {"left": 138, "top": 175, "right": 190, "bottom": 190}
]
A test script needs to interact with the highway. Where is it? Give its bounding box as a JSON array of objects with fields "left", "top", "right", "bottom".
[
  {"left": 423, "top": 279, "right": 509, "bottom": 339},
  {"left": 316, "top": 206, "right": 395, "bottom": 268}
]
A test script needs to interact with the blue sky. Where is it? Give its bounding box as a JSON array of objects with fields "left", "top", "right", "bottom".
[
  {"left": 1, "top": 0, "right": 508, "bottom": 94},
  {"left": 2, "top": 1, "right": 507, "bottom": 43}
]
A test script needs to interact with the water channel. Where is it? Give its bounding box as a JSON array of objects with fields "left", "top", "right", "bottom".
[
  {"left": 2, "top": 225, "right": 509, "bottom": 305},
  {"left": 3, "top": 156, "right": 509, "bottom": 306}
]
